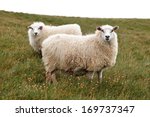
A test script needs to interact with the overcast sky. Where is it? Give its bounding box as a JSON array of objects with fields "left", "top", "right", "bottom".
[{"left": 0, "top": 0, "right": 150, "bottom": 18}]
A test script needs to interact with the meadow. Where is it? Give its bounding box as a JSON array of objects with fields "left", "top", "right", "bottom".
[{"left": 0, "top": 11, "right": 149, "bottom": 99}]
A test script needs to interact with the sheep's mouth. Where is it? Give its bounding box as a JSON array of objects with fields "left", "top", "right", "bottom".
[
  {"left": 106, "top": 39, "right": 110, "bottom": 41},
  {"left": 105, "top": 38, "right": 111, "bottom": 42},
  {"left": 34, "top": 34, "right": 38, "bottom": 36}
]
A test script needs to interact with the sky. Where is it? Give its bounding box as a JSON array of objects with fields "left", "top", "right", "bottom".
[{"left": 0, "top": 0, "right": 150, "bottom": 19}]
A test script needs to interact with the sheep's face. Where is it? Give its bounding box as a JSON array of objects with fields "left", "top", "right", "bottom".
[
  {"left": 28, "top": 22, "right": 44, "bottom": 36},
  {"left": 97, "top": 25, "right": 119, "bottom": 42}
]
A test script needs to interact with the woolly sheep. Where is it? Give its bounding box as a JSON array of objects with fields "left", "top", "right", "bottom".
[
  {"left": 42, "top": 25, "right": 119, "bottom": 83},
  {"left": 27, "top": 22, "right": 82, "bottom": 53}
]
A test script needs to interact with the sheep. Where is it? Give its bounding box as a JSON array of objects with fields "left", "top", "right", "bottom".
[
  {"left": 27, "top": 22, "right": 82, "bottom": 53},
  {"left": 41, "top": 25, "right": 119, "bottom": 83}
]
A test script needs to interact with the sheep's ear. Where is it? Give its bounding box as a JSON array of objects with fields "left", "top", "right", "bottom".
[
  {"left": 28, "top": 26, "right": 33, "bottom": 30},
  {"left": 97, "top": 26, "right": 101, "bottom": 31},
  {"left": 113, "top": 26, "right": 119, "bottom": 31},
  {"left": 97, "top": 26, "right": 104, "bottom": 32},
  {"left": 39, "top": 26, "right": 43, "bottom": 30}
]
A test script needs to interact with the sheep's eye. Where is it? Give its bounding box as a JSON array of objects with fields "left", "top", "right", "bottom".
[
  {"left": 28, "top": 27, "right": 33, "bottom": 30},
  {"left": 111, "top": 30, "right": 114, "bottom": 33},
  {"left": 101, "top": 29, "right": 104, "bottom": 33},
  {"left": 38, "top": 26, "right": 43, "bottom": 30}
]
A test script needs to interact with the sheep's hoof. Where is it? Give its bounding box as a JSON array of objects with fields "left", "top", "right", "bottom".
[
  {"left": 46, "top": 78, "right": 58, "bottom": 85},
  {"left": 98, "top": 79, "right": 103, "bottom": 84},
  {"left": 52, "top": 80, "right": 58, "bottom": 85},
  {"left": 46, "top": 78, "right": 52, "bottom": 84}
]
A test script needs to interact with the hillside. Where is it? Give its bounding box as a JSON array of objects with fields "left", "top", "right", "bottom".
[{"left": 0, "top": 11, "right": 149, "bottom": 99}]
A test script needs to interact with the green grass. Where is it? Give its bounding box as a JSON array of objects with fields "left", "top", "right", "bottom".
[{"left": 0, "top": 10, "right": 149, "bottom": 100}]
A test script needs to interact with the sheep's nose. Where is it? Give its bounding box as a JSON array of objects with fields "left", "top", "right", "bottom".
[
  {"left": 34, "top": 32, "right": 38, "bottom": 36},
  {"left": 105, "top": 35, "right": 110, "bottom": 40}
]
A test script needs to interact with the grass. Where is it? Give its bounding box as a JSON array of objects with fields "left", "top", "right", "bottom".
[{"left": 0, "top": 10, "right": 149, "bottom": 100}]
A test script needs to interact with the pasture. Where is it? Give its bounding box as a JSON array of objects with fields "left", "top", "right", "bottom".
[{"left": 0, "top": 11, "right": 149, "bottom": 99}]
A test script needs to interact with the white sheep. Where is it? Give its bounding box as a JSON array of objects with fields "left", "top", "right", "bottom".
[
  {"left": 27, "top": 22, "right": 82, "bottom": 53},
  {"left": 41, "top": 25, "right": 119, "bottom": 83}
]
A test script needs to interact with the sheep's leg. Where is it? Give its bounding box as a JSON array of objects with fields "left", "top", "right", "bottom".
[
  {"left": 46, "top": 71, "right": 52, "bottom": 84},
  {"left": 86, "top": 71, "right": 95, "bottom": 80},
  {"left": 97, "top": 70, "right": 103, "bottom": 82},
  {"left": 51, "top": 73, "right": 57, "bottom": 84},
  {"left": 38, "top": 49, "right": 42, "bottom": 58},
  {"left": 46, "top": 71, "right": 57, "bottom": 84}
]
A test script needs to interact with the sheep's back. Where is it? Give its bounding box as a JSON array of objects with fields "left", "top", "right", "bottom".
[{"left": 42, "top": 34, "right": 117, "bottom": 72}]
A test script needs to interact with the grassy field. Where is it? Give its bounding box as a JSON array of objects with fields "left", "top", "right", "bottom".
[{"left": 0, "top": 11, "right": 149, "bottom": 100}]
